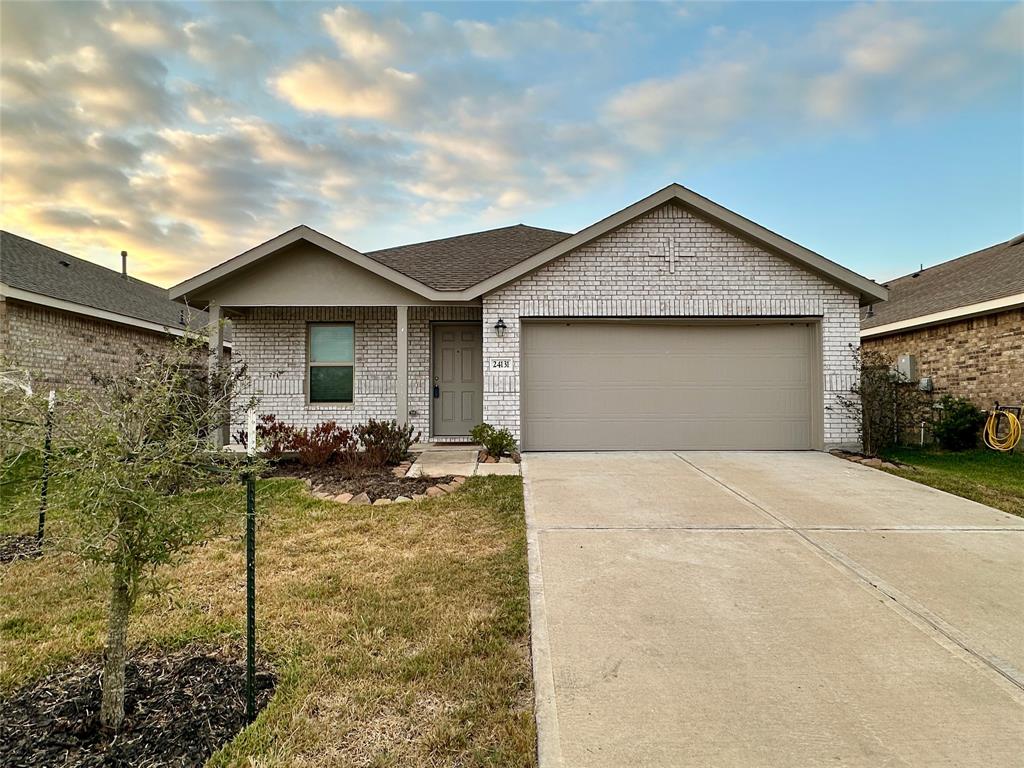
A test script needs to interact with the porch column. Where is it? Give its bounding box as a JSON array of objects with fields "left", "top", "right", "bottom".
[
  {"left": 208, "top": 300, "right": 228, "bottom": 447},
  {"left": 396, "top": 305, "right": 409, "bottom": 425}
]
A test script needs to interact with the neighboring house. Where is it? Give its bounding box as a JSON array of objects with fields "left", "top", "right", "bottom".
[
  {"left": 171, "top": 183, "right": 887, "bottom": 451},
  {"left": 0, "top": 231, "right": 229, "bottom": 391},
  {"left": 860, "top": 235, "right": 1024, "bottom": 408}
]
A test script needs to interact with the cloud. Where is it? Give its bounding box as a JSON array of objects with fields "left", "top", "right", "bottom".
[
  {"left": 604, "top": 2, "right": 1022, "bottom": 148},
  {"left": 988, "top": 3, "right": 1024, "bottom": 54},
  {"left": 183, "top": 18, "right": 260, "bottom": 73},
  {"left": 271, "top": 56, "right": 419, "bottom": 120},
  {"left": 322, "top": 5, "right": 405, "bottom": 61},
  {"left": 1, "top": 1, "right": 1018, "bottom": 285}
]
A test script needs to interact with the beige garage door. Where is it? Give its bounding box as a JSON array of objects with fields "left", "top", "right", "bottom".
[{"left": 521, "top": 320, "right": 820, "bottom": 451}]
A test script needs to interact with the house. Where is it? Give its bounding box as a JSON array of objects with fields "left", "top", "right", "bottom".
[
  {"left": 0, "top": 231, "right": 229, "bottom": 391},
  {"left": 170, "top": 183, "right": 887, "bottom": 451},
  {"left": 860, "top": 235, "right": 1024, "bottom": 408}
]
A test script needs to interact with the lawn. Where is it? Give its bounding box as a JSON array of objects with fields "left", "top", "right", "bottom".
[
  {"left": 881, "top": 446, "right": 1024, "bottom": 518},
  {"left": 0, "top": 473, "right": 536, "bottom": 767}
]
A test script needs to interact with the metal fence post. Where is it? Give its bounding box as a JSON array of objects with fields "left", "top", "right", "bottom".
[
  {"left": 245, "top": 407, "right": 257, "bottom": 724},
  {"left": 37, "top": 390, "right": 56, "bottom": 545}
]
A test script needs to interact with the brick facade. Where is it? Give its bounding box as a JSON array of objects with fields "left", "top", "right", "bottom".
[
  {"left": 0, "top": 298, "right": 184, "bottom": 391},
  {"left": 228, "top": 203, "right": 863, "bottom": 449},
  {"left": 861, "top": 308, "right": 1023, "bottom": 408},
  {"left": 231, "top": 305, "right": 481, "bottom": 437},
  {"left": 481, "top": 203, "right": 862, "bottom": 449}
]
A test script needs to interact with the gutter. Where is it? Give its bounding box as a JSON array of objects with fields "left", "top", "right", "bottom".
[{"left": 860, "top": 292, "right": 1024, "bottom": 339}]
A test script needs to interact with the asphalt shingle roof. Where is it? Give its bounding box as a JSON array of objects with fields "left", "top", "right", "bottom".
[
  {"left": 365, "top": 224, "right": 571, "bottom": 291},
  {"left": 1, "top": 231, "right": 211, "bottom": 332},
  {"left": 861, "top": 235, "right": 1024, "bottom": 329}
]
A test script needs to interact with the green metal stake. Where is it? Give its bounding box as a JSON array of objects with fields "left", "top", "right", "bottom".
[
  {"left": 37, "top": 390, "right": 55, "bottom": 546},
  {"left": 245, "top": 408, "right": 257, "bottom": 724}
]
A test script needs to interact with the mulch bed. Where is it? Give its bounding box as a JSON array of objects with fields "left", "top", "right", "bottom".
[
  {"left": 269, "top": 461, "right": 455, "bottom": 501},
  {"left": 0, "top": 534, "right": 41, "bottom": 564},
  {"left": 0, "top": 646, "right": 276, "bottom": 768}
]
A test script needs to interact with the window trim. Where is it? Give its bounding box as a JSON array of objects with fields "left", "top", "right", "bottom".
[{"left": 306, "top": 322, "right": 355, "bottom": 405}]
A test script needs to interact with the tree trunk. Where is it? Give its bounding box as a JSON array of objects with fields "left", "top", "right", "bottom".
[{"left": 100, "top": 571, "right": 132, "bottom": 731}]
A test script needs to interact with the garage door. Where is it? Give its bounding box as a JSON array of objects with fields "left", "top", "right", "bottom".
[{"left": 521, "top": 320, "right": 819, "bottom": 451}]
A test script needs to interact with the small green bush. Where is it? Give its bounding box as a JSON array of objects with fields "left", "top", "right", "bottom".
[
  {"left": 471, "top": 422, "right": 518, "bottom": 457},
  {"left": 356, "top": 418, "right": 420, "bottom": 466},
  {"left": 933, "top": 395, "right": 985, "bottom": 451}
]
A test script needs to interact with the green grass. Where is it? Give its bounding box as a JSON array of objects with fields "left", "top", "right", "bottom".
[
  {"left": 0, "top": 451, "right": 43, "bottom": 535},
  {"left": 881, "top": 446, "right": 1024, "bottom": 518},
  {"left": 0, "top": 475, "right": 535, "bottom": 767}
]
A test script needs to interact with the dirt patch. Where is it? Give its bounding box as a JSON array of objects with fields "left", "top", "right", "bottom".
[
  {"left": 0, "top": 646, "right": 275, "bottom": 768},
  {"left": 477, "top": 451, "right": 520, "bottom": 465},
  {"left": 269, "top": 461, "right": 455, "bottom": 501},
  {"left": 0, "top": 534, "right": 41, "bottom": 564}
]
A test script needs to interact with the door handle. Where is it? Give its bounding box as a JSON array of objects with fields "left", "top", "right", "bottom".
[{"left": 433, "top": 384, "right": 440, "bottom": 399}]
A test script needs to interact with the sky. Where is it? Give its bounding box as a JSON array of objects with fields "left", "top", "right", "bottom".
[{"left": 1, "top": 1, "right": 1021, "bottom": 288}]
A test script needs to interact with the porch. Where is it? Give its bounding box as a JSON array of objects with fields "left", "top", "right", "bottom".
[{"left": 213, "top": 304, "right": 484, "bottom": 442}]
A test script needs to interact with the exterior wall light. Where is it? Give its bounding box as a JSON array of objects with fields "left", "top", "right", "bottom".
[{"left": 494, "top": 318, "right": 507, "bottom": 337}]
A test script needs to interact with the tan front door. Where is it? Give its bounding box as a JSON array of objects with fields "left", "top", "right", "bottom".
[
  {"left": 521, "top": 319, "right": 821, "bottom": 451},
  {"left": 432, "top": 324, "right": 483, "bottom": 437}
]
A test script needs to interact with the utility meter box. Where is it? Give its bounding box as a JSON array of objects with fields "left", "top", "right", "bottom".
[{"left": 896, "top": 354, "right": 918, "bottom": 382}]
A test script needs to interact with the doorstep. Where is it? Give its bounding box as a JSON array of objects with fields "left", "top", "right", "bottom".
[
  {"left": 407, "top": 446, "right": 522, "bottom": 478},
  {"left": 407, "top": 447, "right": 479, "bottom": 478}
]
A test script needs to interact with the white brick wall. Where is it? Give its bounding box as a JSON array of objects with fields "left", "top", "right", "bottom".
[
  {"left": 232, "top": 203, "right": 862, "bottom": 449},
  {"left": 232, "top": 305, "right": 481, "bottom": 438},
  {"left": 481, "top": 203, "right": 861, "bottom": 449}
]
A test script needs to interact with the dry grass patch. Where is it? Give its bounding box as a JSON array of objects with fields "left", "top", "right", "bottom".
[{"left": 0, "top": 476, "right": 534, "bottom": 767}]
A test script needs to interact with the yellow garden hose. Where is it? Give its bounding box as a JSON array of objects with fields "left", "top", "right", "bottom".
[{"left": 983, "top": 408, "right": 1022, "bottom": 452}]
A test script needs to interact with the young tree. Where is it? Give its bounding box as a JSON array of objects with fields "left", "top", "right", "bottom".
[
  {"left": 830, "top": 346, "right": 932, "bottom": 455},
  {"left": 36, "top": 332, "right": 258, "bottom": 730}
]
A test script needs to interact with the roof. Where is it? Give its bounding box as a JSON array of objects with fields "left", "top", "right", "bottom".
[
  {"left": 365, "top": 224, "right": 570, "bottom": 291},
  {"left": 171, "top": 183, "right": 889, "bottom": 306},
  {"left": 0, "top": 231, "right": 213, "bottom": 334},
  {"left": 861, "top": 234, "right": 1024, "bottom": 333}
]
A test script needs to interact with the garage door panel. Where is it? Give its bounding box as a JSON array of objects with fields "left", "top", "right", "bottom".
[
  {"left": 522, "top": 321, "right": 817, "bottom": 450},
  {"left": 526, "top": 385, "right": 810, "bottom": 419}
]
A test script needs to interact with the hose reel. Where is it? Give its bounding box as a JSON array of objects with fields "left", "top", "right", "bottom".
[{"left": 983, "top": 405, "right": 1022, "bottom": 452}]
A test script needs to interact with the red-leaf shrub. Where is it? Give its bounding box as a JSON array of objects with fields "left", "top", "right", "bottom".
[
  {"left": 233, "top": 414, "right": 297, "bottom": 459},
  {"left": 291, "top": 421, "right": 355, "bottom": 466}
]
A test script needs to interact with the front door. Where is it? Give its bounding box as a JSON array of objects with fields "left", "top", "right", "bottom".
[{"left": 431, "top": 324, "right": 483, "bottom": 437}]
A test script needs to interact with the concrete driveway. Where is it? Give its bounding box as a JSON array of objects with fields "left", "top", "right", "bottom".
[{"left": 523, "top": 451, "right": 1024, "bottom": 768}]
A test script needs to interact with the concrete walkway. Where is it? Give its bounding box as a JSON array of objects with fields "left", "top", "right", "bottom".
[
  {"left": 524, "top": 451, "right": 1024, "bottom": 768},
  {"left": 407, "top": 445, "right": 522, "bottom": 477}
]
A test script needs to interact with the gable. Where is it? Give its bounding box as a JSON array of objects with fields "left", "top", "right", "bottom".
[
  {"left": 491, "top": 203, "right": 851, "bottom": 307},
  {"left": 473, "top": 184, "right": 886, "bottom": 305},
  {"left": 185, "top": 241, "right": 464, "bottom": 307}
]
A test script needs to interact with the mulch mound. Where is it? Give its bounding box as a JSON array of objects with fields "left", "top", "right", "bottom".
[
  {"left": 0, "top": 646, "right": 276, "bottom": 768},
  {"left": 270, "top": 462, "right": 455, "bottom": 501},
  {"left": 0, "top": 534, "right": 41, "bottom": 564}
]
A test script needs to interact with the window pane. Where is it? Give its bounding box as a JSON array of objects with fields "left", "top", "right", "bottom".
[
  {"left": 310, "top": 325, "right": 353, "bottom": 363},
  {"left": 310, "top": 366, "right": 353, "bottom": 402}
]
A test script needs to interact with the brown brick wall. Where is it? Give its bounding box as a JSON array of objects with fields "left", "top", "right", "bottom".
[
  {"left": 861, "top": 308, "right": 1023, "bottom": 408},
  {"left": 1, "top": 298, "right": 187, "bottom": 392}
]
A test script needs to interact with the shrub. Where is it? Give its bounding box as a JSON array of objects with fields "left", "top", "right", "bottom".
[
  {"left": 829, "top": 347, "right": 931, "bottom": 455},
  {"left": 471, "top": 422, "right": 518, "bottom": 458},
  {"left": 291, "top": 421, "right": 355, "bottom": 466},
  {"left": 233, "top": 413, "right": 296, "bottom": 458},
  {"left": 933, "top": 396, "right": 985, "bottom": 451},
  {"left": 356, "top": 418, "right": 420, "bottom": 466}
]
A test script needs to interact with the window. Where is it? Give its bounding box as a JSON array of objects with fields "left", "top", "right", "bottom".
[{"left": 308, "top": 324, "right": 354, "bottom": 403}]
